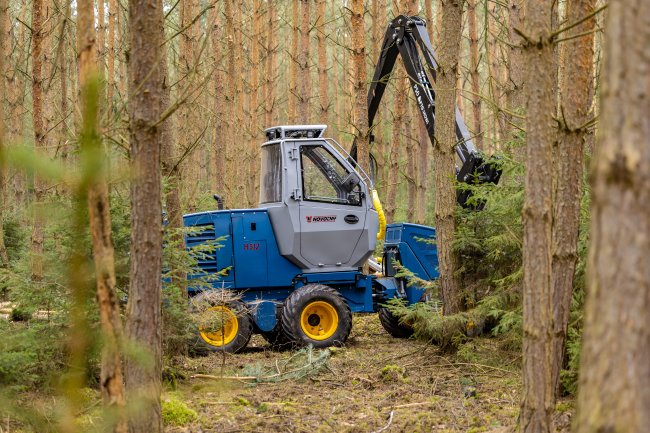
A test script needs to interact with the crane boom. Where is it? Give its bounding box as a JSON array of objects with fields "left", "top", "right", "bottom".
[{"left": 368, "top": 15, "right": 501, "bottom": 207}]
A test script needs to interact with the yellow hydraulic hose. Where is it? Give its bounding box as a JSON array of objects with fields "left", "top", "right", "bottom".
[{"left": 371, "top": 189, "right": 386, "bottom": 241}]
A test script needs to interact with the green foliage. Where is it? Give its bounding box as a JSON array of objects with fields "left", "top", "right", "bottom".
[
  {"left": 0, "top": 320, "right": 67, "bottom": 391},
  {"left": 162, "top": 397, "right": 198, "bottom": 426}
]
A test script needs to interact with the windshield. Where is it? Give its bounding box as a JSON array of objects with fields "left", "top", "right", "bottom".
[{"left": 259, "top": 144, "right": 282, "bottom": 203}]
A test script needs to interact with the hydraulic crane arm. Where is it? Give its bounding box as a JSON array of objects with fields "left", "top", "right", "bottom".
[{"left": 368, "top": 15, "right": 501, "bottom": 207}]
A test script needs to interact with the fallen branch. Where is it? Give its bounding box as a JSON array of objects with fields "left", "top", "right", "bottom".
[{"left": 372, "top": 410, "right": 395, "bottom": 433}]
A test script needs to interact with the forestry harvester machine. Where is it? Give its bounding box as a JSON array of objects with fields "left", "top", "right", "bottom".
[{"left": 183, "top": 16, "right": 501, "bottom": 353}]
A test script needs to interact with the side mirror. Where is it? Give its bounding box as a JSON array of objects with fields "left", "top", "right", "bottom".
[{"left": 341, "top": 172, "right": 361, "bottom": 193}]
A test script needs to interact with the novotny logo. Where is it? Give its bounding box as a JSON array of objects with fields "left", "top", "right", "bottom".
[{"left": 306, "top": 215, "right": 336, "bottom": 223}]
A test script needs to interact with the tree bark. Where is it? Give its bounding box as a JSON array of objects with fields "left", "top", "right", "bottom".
[
  {"left": 317, "top": 0, "right": 329, "bottom": 126},
  {"left": 77, "top": 0, "right": 127, "bottom": 430},
  {"left": 0, "top": 0, "right": 9, "bottom": 266},
  {"left": 432, "top": 0, "right": 464, "bottom": 315},
  {"left": 519, "top": 0, "right": 555, "bottom": 432},
  {"left": 350, "top": 0, "right": 370, "bottom": 174},
  {"left": 264, "top": 1, "right": 276, "bottom": 128},
  {"left": 288, "top": 0, "right": 299, "bottom": 122},
  {"left": 467, "top": 0, "right": 482, "bottom": 150},
  {"left": 125, "top": 0, "right": 164, "bottom": 430},
  {"left": 507, "top": 0, "right": 525, "bottom": 124},
  {"left": 550, "top": 0, "right": 595, "bottom": 399},
  {"left": 30, "top": 0, "right": 45, "bottom": 282},
  {"left": 575, "top": 1, "right": 650, "bottom": 432},
  {"left": 210, "top": 2, "right": 225, "bottom": 195},
  {"left": 299, "top": 0, "right": 311, "bottom": 123},
  {"left": 107, "top": 0, "right": 116, "bottom": 104}
]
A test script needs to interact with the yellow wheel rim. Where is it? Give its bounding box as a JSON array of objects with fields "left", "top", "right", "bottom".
[
  {"left": 300, "top": 301, "right": 339, "bottom": 341},
  {"left": 199, "top": 306, "right": 239, "bottom": 347}
]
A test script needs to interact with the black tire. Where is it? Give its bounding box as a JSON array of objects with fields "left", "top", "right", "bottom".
[
  {"left": 378, "top": 307, "right": 414, "bottom": 339},
  {"left": 191, "top": 293, "right": 252, "bottom": 354},
  {"left": 282, "top": 284, "right": 352, "bottom": 348}
]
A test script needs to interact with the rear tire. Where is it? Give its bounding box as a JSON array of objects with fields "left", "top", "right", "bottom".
[
  {"left": 191, "top": 293, "right": 252, "bottom": 354},
  {"left": 282, "top": 284, "right": 352, "bottom": 348},
  {"left": 378, "top": 307, "right": 414, "bottom": 339}
]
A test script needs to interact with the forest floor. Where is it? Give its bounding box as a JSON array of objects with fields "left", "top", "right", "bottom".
[{"left": 163, "top": 314, "right": 574, "bottom": 433}]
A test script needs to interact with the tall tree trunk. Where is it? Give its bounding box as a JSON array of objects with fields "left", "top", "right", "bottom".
[
  {"left": 507, "top": 0, "right": 525, "bottom": 135},
  {"left": 210, "top": 2, "right": 225, "bottom": 195},
  {"left": 299, "top": 0, "right": 311, "bottom": 123},
  {"left": 264, "top": 1, "right": 276, "bottom": 128},
  {"left": 433, "top": 0, "right": 464, "bottom": 315},
  {"left": 519, "top": 0, "right": 555, "bottom": 431},
  {"left": 0, "top": 0, "right": 9, "bottom": 266},
  {"left": 30, "top": 0, "right": 45, "bottom": 282},
  {"left": 125, "top": 0, "right": 164, "bottom": 429},
  {"left": 107, "top": 0, "right": 116, "bottom": 105},
  {"left": 416, "top": 116, "right": 429, "bottom": 224},
  {"left": 350, "top": 0, "right": 369, "bottom": 174},
  {"left": 575, "top": 1, "right": 650, "bottom": 432},
  {"left": 97, "top": 0, "right": 106, "bottom": 74},
  {"left": 77, "top": 0, "right": 126, "bottom": 430},
  {"left": 317, "top": 0, "right": 329, "bottom": 126},
  {"left": 385, "top": 76, "right": 404, "bottom": 222},
  {"left": 224, "top": 0, "right": 235, "bottom": 206},
  {"left": 288, "top": 0, "right": 299, "bottom": 122},
  {"left": 550, "top": 0, "right": 595, "bottom": 398},
  {"left": 248, "top": 0, "right": 261, "bottom": 205},
  {"left": 467, "top": 0, "right": 482, "bottom": 149}
]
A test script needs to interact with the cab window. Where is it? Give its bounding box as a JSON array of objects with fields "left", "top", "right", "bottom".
[{"left": 300, "top": 145, "right": 362, "bottom": 206}]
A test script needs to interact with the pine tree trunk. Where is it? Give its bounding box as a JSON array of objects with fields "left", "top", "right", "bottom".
[
  {"left": 317, "top": 0, "right": 329, "bottom": 126},
  {"left": 77, "top": 1, "right": 126, "bottom": 430},
  {"left": 386, "top": 72, "right": 405, "bottom": 222},
  {"left": 210, "top": 3, "right": 225, "bottom": 195},
  {"left": 351, "top": 0, "right": 370, "bottom": 174},
  {"left": 575, "top": 1, "right": 650, "bottom": 432},
  {"left": 507, "top": 0, "right": 525, "bottom": 133},
  {"left": 224, "top": 0, "right": 235, "bottom": 206},
  {"left": 0, "top": 0, "right": 10, "bottom": 266},
  {"left": 467, "top": 0, "right": 482, "bottom": 149},
  {"left": 416, "top": 116, "right": 429, "bottom": 224},
  {"left": 550, "top": 0, "right": 595, "bottom": 398},
  {"left": 288, "top": 0, "right": 299, "bottom": 122},
  {"left": 520, "top": 0, "right": 555, "bottom": 431},
  {"left": 125, "top": 0, "right": 165, "bottom": 429},
  {"left": 30, "top": 0, "right": 45, "bottom": 282},
  {"left": 264, "top": 1, "right": 276, "bottom": 128},
  {"left": 299, "top": 0, "right": 311, "bottom": 123},
  {"left": 433, "top": 0, "right": 464, "bottom": 315},
  {"left": 107, "top": 0, "right": 116, "bottom": 104},
  {"left": 248, "top": 0, "right": 261, "bottom": 205}
]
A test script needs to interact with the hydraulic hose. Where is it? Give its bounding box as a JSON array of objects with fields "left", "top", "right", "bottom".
[{"left": 371, "top": 189, "right": 386, "bottom": 241}]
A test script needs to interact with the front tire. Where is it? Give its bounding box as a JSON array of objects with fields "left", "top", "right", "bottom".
[
  {"left": 282, "top": 284, "right": 352, "bottom": 348},
  {"left": 378, "top": 306, "right": 414, "bottom": 339},
  {"left": 192, "top": 293, "right": 252, "bottom": 354}
]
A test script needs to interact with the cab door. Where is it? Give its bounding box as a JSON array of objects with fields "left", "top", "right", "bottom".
[{"left": 298, "top": 143, "right": 367, "bottom": 267}]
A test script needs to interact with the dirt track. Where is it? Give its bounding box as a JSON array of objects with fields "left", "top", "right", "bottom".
[{"left": 167, "top": 314, "right": 535, "bottom": 433}]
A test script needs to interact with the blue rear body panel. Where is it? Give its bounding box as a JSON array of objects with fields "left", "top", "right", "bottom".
[{"left": 384, "top": 223, "right": 439, "bottom": 304}]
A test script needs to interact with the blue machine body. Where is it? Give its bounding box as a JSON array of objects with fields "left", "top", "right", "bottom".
[{"left": 183, "top": 209, "right": 439, "bottom": 333}]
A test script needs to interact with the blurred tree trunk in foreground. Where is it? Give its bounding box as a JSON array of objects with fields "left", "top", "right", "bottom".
[{"left": 575, "top": 1, "right": 650, "bottom": 432}]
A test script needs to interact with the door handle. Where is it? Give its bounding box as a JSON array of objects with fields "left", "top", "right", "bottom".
[{"left": 344, "top": 215, "right": 359, "bottom": 224}]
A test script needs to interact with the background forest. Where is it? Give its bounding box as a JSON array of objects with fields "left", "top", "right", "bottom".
[{"left": 0, "top": 0, "right": 647, "bottom": 432}]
